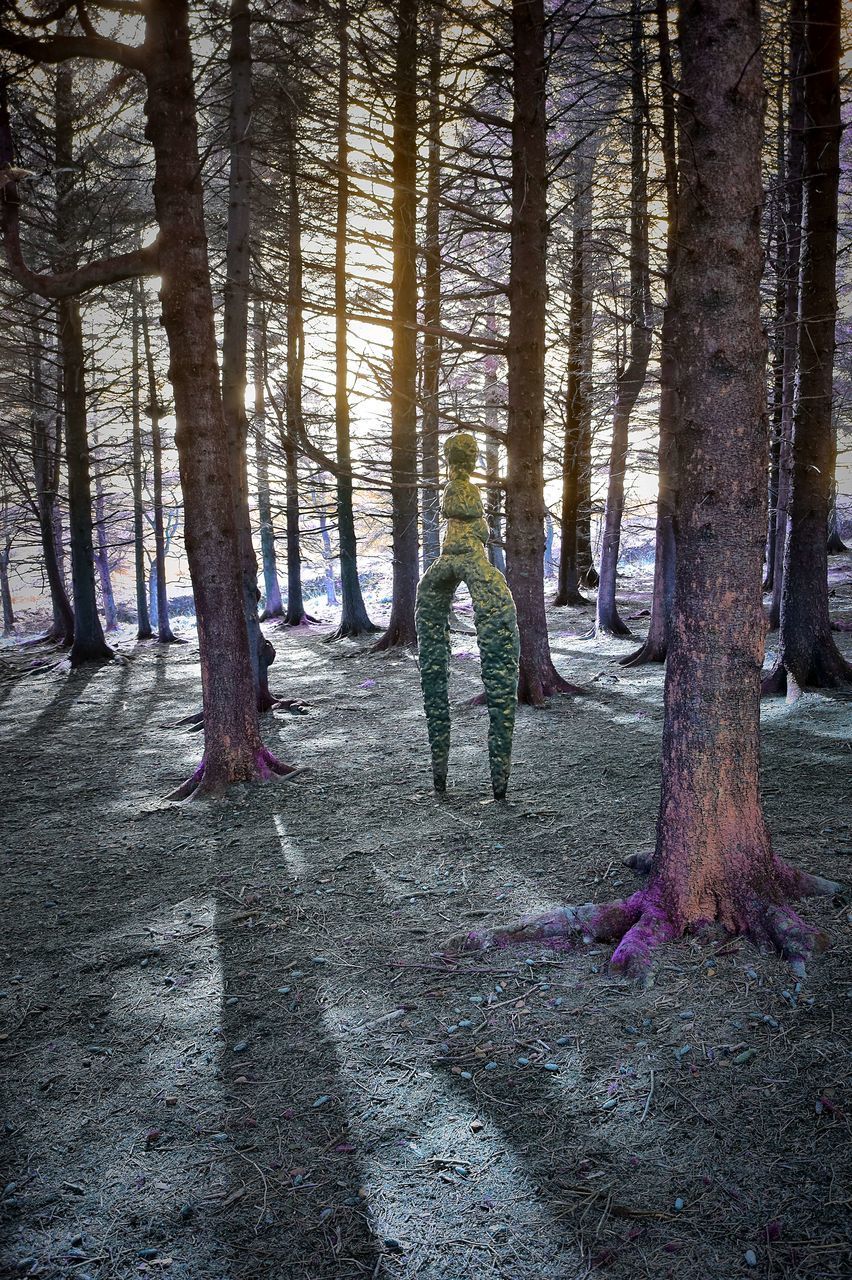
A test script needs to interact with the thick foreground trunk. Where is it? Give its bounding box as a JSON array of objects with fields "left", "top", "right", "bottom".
[
  {"left": 144, "top": 0, "right": 292, "bottom": 795},
  {"left": 452, "top": 0, "right": 839, "bottom": 979}
]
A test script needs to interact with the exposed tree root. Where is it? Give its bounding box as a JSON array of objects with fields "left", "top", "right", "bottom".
[
  {"left": 370, "top": 621, "right": 418, "bottom": 653},
  {"left": 282, "top": 612, "right": 319, "bottom": 628},
  {"left": 326, "top": 620, "right": 381, "bottom": 642},
  {"left": 762, "top": 650, "right": 852, "bottom": 701},
  {"left": 166, "top": 747, "right": 303, "bottom": 801},
  {"left": 619, "top": 636, "right": 667, "bottom": 667},
  {"left": 517, "top": 665, "right": 583, "bottom": 706},
  {"left": 552, "top": 587, "right": 589, "bottom": 607},
  {"left": 447, "top": 863, "right": 841, "bottom": 982},
  {"left": 177, "top": 696, "right": 309, "bottom": 732}
]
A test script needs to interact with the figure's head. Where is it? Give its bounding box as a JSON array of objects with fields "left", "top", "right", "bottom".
[{"left": 444, "top": 432, "right": 478, "bottom": 475}]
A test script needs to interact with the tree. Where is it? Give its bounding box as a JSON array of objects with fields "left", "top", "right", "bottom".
[
  {"left": 594, "top": 0, "right": 652, "bottom": 639},
  {"left": 0, "top": 1, "right": 295, "bottom": 793},
  {"left": 328, "top": 0, "right": 376, "bottom": 639},
  {"left": 139, "top": 280, "right": 178, "bottom": 644},
  {"left": 767, "top": 0, "right": 806, "bottom": 629},
  {"left": 620, "top": 0, "right": 678, "bottom": 666},
  {"left": 253, "top": 300, "right": 284, "bottom": 620},
  {"left": 372, "top": 0, "right": 420, "bottom": 651},
  {"left": 504, "top": 0, "right": 579, "bottom": 702},
  {"left": 130, "top": 285, "right": 152, "bottom": 640},
  {"left": 420, "top": 1, "right": 443, "bottom": 572},
  {"left": 452, "top": 0, "right": 838, "bottom": 979},
  {"left": 763, "top": 0, "right": 851, "bottom": 697}
]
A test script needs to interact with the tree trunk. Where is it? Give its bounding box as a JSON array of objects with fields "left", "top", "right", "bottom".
[
  {"left": 554, "top": 203, "right": 589, "bottom": 608},
  {"left": 372, "top": 0, "right": 420, "bottom": 651},
  {"left": 768, "top": 0, "right": 806, "bottom": 630},
  {"left": 91, "top": 427, "right": 118, "bottom": 632},
  {"left": 454, "top": 0, "right": 839, "bottom": 979},
  {"left": 143, "top": 0, "right": 290, "bottom": 795},
  {"left": 315, "top": 483, "right": 338, "bottom": 606},
  {"left": 765, "top": 75, "right": 786, "bottom": 594},
  {"left": 30, "top": 321, "right": 74, "bottom": 644},
  {"left": 577, "top": 274, "right": 596, "bottom": 589},
  {"left": 283, "top": 140, "right": 312, "bottom": 629},
  {"left": 55, "top": 59, "right": 112, "bottom": 667},
  {"left": 483, "top": 302, "right": 505, "bottom": 574},
  {"left": 139, "top": 282, "right": 177, "bottom": 644},
  {"left": 420, "top": 1, "right": 442, "bottom": 572},
  {"left": 59, "top": 296, "right": 113, "bottom": 666},
  {"left": 765, "top": 0, "right": 850, "bottom": 696},
  {"left": 253, "top": 302, "right": 284, "bottom": 620},
  {"left": 0, "top": 534, "right": 14, "bottom": 634},
  {"left": 222, "top": 0, "right": 271, "bottom": 699},
  {"left": 328, "top": 0, "right": 376, "bottom": 640},
  {"left": 826, "top": 433, "right": 847, "bottom": 552},
  {"left": 504, "top": 0, "right": 578, "bottom": 701},
  {"left": 595, "top": 0, "right": 652, "bottom": 638},
  {"left": 620, "top": 0, "right": 678, "bottom": 666},
  {"left": 131, "top": 287, "right": 153, "bottom": 639}
]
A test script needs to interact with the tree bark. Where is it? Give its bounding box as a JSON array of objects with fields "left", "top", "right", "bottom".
[
  {"left": 504, "top": 0, "right": 578, "bottom": 701},
  {"left": 768, "top": 0, "right": 806, "bottom": 630},
  {"left": 143, "top": 0, "right": 291, "bottom": 795},
  {"left": 282, "top": 139, "right": 312, "bottom": 629},
  {"left": 764, "top": 0, "right": 851, "bottom": 696},
  {"left": 253, "top": 301, "right": 284, "bottom": 620},
  {"left": 483, "top": 299, "right": 505, "bottom": 574},
  {"left": 620, "top": 0, "right": 678, "bottom": 666},
  {"left": 91, "top": 426, "right": 118, "bottom": 632},
  {"left": 55, "top": 59, "right": 112, "bottom": 667},
  {"left": 0, "top": 531, "right": 14, "bottom": 634},
  {"left": 372, "top": 0, "right": 420, "bottom": 651},
  {"left": 420, "top": 1, "right": 442, "bottom": 572},
  {"left": 131, "top": 286, "right": 153, "bottom": 639},
  {"left": 595, "top": 0, "right": 652, "bottom": 638},
  {"left": 30, "top": 320, "right": 74, "bottom": 644},
  {"left": 554, "top": 205, "right": 589, "bottom": 608},
  {"left": 329, "top": 0, "right": 376, "bottom": 639},
  {"left": 139, "top": 282, "right": 177, "bottom": 644},
  {"left": 222, "top": 0, "right": 272, "bottom": 698}
]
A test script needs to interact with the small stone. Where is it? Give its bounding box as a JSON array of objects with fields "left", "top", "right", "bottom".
[
  {"left": 517, "top": 1057, "right": 530, "bottom": 1067},
  {"left": 674, "top": 1197, "right": 684, "bottom": 1211},
  {"left": 312, "top": 1095, "right": 330, "bottom": 1108},
  {"left": 460, "top": 1070, "right": 472, "bottom": 1080},
  {"left": 744, "top": 1249, "right": 757, "bottom": 1267},
  {"left": 543, "top": 1062, "right": 559, "bottom": 1072},
  {"left": 232, "top": 1041, "right": 248, "bottom": 1053},
  {"left": 484, "top": 1061, "right": 497, "bottom": 1071}
]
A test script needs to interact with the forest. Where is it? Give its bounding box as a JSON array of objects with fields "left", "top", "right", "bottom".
[{"left": 0, "top": 0, "right": 849, "bottom": 1277}]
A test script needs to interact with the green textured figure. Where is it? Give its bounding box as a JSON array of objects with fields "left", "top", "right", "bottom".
[{"left": 416, "top": 433, "right": 520, "bottom": 799}]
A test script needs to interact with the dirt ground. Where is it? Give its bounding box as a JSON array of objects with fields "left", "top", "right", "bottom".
[{"left": 1, "top": 571, "right": 850, "bottom": 1280}]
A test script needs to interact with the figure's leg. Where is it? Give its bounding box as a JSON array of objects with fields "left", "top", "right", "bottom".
[
  {"left": 415, "top": 559, "right": 460, "bottom": 792},
  {"left": 467, "top": 556, "right": 520, "bottom": 799}
]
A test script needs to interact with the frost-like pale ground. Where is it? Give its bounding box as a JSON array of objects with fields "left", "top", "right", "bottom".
[{"left": 0, "top": 568, "right": 850, "bottom": 1280}]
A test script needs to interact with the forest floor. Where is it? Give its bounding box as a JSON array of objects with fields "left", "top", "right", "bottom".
[{"left": 1, "top": 565, "right": 851, "bottom": 1280}]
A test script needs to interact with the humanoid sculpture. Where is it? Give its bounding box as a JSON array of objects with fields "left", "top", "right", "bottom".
[{"left": 415, "top": 433, "right": 520, "bottom": 799}]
